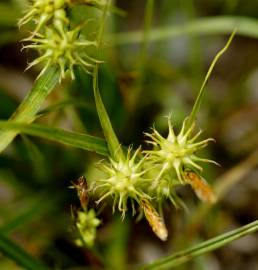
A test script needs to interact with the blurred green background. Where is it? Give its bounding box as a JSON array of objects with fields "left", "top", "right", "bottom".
[{"left": 0, "top": 0, "right": 258, "bottom": 269}]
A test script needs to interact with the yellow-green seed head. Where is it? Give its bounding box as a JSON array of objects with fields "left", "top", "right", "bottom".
[
  {"left": 19, "top": 0, "right": 69, "bottom": 33},
  {"left": 95, "top": 148, "right": 151, "bottom": 219},
  {"left": 23, "top": 26, "right": 98, "bottom": 80},
  {"left": 144, "top": 116, "right": 217, "bottom": 187}
]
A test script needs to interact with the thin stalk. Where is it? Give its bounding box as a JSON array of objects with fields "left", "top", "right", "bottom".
[
  {"left": 0, "top": 67, "right": 60, "bottom": 153},
  {"left": 186, "top": 29, "right": 236, "bottom": 129},
  {"left": 140, "top": 219, "right": 258, "bottom": 270},
  {"left": 92, "top": 0, "right": 124, "bottom": 161}
]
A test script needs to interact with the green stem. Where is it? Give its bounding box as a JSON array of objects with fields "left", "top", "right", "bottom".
[
  {"left": 92, "top": 66, "right": 124, "bottom": 160},
  {"left": 186, "top": 29, "right": 235, "bottom": 129},
  {"left": 140, "top": 219, "right": 258, "bottom": 270},
  {"left": 92, "top": 0, "right": 125, "bottom": 161},
  {"left": 0, "top": 67, "right": 60, "bottom": 153}
]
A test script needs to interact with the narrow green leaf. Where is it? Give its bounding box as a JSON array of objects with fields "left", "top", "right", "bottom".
[
  {"left": 140, "top": 219, "right": 258, "bottom": 270},
  {"left": 92, "top": 67, "right": 124, "bottom": 160},
  {"left": 93, "top": 0, "right": 125, "bottom": 161},
  {"left": 0, "top": 233, "right": 50, "bottom": 270},
  {"left": 0, "top": 121, "right": 108, "bottom": 156},
  {"left": 0, "top": 67, "right": 60, "bottom": 154},
  {"left": 110, "top": 16, "right": 258, "bottom": 45}
]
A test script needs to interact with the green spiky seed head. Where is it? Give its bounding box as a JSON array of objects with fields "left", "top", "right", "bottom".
[
  {"left": 144, "top": 115, "right": 217, "bottom": 187},
  {"left": 19, "top": 0, "right": 70, "bottom": 33},
  {"left": 23, "top": 26, "right": 98, "bottom": 80},
  {"left": 95, "top": 148, "right": 150, "bottom": 219}
]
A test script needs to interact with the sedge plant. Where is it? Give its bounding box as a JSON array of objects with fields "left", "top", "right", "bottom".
[{"left": 0, "top": 1, "right": 258, "bottom": 270}]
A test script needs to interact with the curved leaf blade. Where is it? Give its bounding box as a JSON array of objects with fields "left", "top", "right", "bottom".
[
  {"left": 0, "top": 121, "right": 108, "bottom": 156},
  {"left": 0, "top": 67, "right": 60, "bottom": 154}
]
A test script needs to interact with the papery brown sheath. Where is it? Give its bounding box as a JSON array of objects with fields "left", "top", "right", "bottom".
[
  {"left": 184, "top": 171, "right": 217, "bottom": 203},
  {"left": 72, "top": 176, "right": 89, "bottom": 210},
  {"left": 141, "top": 199, "right": 168, "bottom": 241}
]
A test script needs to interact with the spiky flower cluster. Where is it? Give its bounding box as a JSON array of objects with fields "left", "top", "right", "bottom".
[
  {"left": 143, "top": 116, "right": 218, "bottom": 205},
  {"left": 23, "top": 27, "right": 98, "bottom": 79},
  {"left": 18, "top": 0, "right": 70, "bottom": 33},
  {"left": 75, "top": 209, "right": 101, "bottom": 247},
  {"left": 92, "top": 116, "right": 217, "bottom": 240},
  {"left": 19, "top": 0, "right": 105, "bottom": 80},
  {"left": 144, "top": 116, "right": 217, "bottom": 186},
  {"left": 92, "top": 115, "right": 217, "bottom": 240},
  {"left": 95, "top": 148, "right": 150, "bottom": 219}
]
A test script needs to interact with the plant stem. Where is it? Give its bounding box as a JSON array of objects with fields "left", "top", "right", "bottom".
[
  {"left": 92, "top": 0, "right": 125, "bottom": 161},
  {"left": 0, "top": 67, "right": 60, "bottom": 153},
  {"left": 186, "top": 29, "right": 235, "bottom": 129},
  {"left": 92, "top": 66, "right": 124, "bottom": 161},
  {"left": 140, "top": 219, "right": 258, "bottom": 270}
]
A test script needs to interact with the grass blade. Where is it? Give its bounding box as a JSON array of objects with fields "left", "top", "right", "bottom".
[
  {"left": 0, "top": 67, "right": 60, "bottom": 153},
  {"left": 0, "top": 121, "right": 108, "bottom": 156},
  {"left": 92, "top": 67, "right": 123, "bottom": 160},
  {"left": 93, "top": 0, "right": 125, "bottom": 161},
  {"left": 140, "top": 219, "right": 258, "bottom": 270},
  {"left": 110, "top": 16, "right": 258, "bottom": 45},
  {"left": 0, "top": 233, "right": 50, "bottom": 270}
]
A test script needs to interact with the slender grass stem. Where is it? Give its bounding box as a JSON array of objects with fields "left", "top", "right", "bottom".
[
  {"left": 0, "top": 67, "right": 60, "bottom": 153},
  {"left": 140, "top": 219, "right": 258, "bottom": 270},
  {"left": 186, "top": 29, "right": 235, "bottom": 129},
  {"left": 92, "top": 66, "right": 124, "bottom": 160},
  {"left": 92, "top": 0, "right": 124, "bottom": 161}
]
